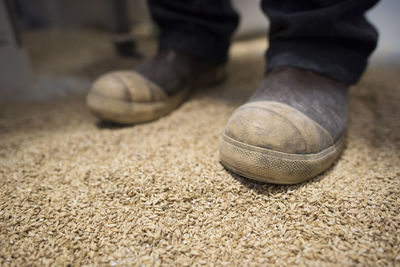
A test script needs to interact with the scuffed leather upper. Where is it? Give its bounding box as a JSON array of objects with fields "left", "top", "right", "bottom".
[
  {"left": 90, "top": 50, "right": 223, "bottom": 103},
  {"left": 224, "top": 67, "right": 349, "bottom": 155},
  {"left": 250, "top": 67, "right": 348, "bottom": 142},
  {"left": 225, "top": 101, "right": 335, "bottom": 154}
]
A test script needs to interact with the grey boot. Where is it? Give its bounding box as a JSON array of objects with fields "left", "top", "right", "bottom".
[
  {"left": 87, "top": 49, "right": 225, "bottom": 124},
  {"left": 220, "top": 67, "right": 349, "bottom": 184}
]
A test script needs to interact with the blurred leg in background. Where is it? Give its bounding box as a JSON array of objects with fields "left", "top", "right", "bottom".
[
  {"left": 87, "top": 0, "right": 238, "bottom": 124},
  {"left": 148, "top": 0, "right": 239, "bottom": 64},
  {"left": 107, "top": 0, "right": 141, "bottom": 58}
]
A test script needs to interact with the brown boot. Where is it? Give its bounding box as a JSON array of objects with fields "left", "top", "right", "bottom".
[
  {"left": 219, "top": 67, "right": 349, "bottom": 184},
  {"left": 87, "top": 49, "right": 225, "bottom": 124}
]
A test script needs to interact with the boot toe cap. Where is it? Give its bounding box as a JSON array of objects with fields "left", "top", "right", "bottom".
[
  {"left": 90, "top": 71, "right": 166, "bottom": 102},
  {"left": 224, "top": 101, "right": 334, "bottom": 154}
]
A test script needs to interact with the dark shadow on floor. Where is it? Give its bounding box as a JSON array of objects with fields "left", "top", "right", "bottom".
[{"left": 95, "top": 120, "right": 134, "bottom": 130}]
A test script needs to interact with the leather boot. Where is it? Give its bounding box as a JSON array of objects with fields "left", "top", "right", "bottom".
[
  {"left": 219, "top": 67, "right": 349, "bottom": 184},
  {"left": 87, "top": 49, "right": 225, "bottom": 124}
]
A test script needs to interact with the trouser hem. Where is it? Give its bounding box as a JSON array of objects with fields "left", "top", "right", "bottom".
[
  {"left": 159, "top": 30, "right": 230, "bottom": 64},
  {"left": 266, "top": 40, "right": 368, "bottom": 85}
]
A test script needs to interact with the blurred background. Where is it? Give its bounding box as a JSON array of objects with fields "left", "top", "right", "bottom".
[{"left": 0, "top": 0, "right": 399, "bottom": 101}]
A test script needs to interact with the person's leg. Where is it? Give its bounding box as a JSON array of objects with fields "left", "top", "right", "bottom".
[
  {"left": 149, "top": 0, "right": 239, "bottom": 64},
  {"left": 87, "top": 0, "right": 239, "bottom": 124},
  {"left": 263, "top": 0, "right": 378, "bottom": 85},
  {"left": 219, "top": 0, "right": 379, "bottom": 184}
]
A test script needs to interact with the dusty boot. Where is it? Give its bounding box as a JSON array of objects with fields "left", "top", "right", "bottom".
[
  {"left": 87, "top": 49, "right": 225, "bottom": 124},
  {"left": 219, "top": 67, "right": 349, "bottom": 184}
]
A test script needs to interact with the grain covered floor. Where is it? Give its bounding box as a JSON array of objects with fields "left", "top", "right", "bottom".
[{"left": 0, "top": 31, "right": 399, "bottom": 266}]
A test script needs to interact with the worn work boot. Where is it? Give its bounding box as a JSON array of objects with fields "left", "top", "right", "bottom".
[
  {"left": 87, "top": 49, "right": 225, "bottom": 124},
  {"left": 219, "top": 67, "right": 349, "bottom": 184}
]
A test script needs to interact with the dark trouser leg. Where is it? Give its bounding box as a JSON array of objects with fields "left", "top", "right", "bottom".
[
  {"left": 147, "top": 0, "right": 239, "bottom": 64},
  {"left": 262, "top": 0, "right": 379, "bottom": 85}
]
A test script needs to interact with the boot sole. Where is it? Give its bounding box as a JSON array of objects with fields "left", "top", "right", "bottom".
[
  {"left": 87, "top": 65, "right": 226, "bottom": 124},
  {"left": 219, "top": 133, "right": 345, "bottom": 184}
]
